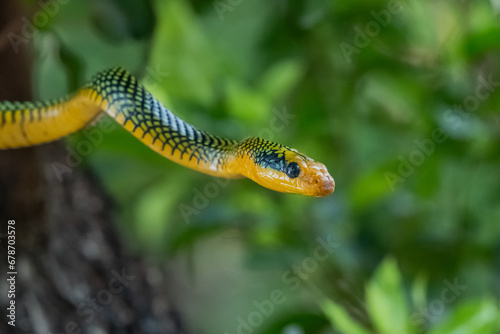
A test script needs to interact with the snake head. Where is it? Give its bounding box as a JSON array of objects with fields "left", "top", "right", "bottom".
[
  {"left": 286, "top": 154, "right": 335, "bottom": 197},
  {"left": 236, "top": 137, "right": 335, "bottom": 197}
]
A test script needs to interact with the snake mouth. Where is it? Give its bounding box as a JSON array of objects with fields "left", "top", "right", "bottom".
[
  {"left": 314, "top": 173, "right": 335, "bottom": 197},
  {"left": 298, "top": 160, "right": 335, "bottom": 197}
]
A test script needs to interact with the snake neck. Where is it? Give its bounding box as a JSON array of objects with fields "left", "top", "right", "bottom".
[{"left": 90, "top": 68, "right": 244, "bottom": 178}]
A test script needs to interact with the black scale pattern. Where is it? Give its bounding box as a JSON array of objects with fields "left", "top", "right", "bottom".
[{"left": 89, "top": 68, "right": 238, "bottom": 166}]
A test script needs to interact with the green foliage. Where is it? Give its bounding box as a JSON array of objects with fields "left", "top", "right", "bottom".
[
  {"left": 322, "top": 299, "right": 371, "bottom": 334},
  {"left": 26, "top": 0, "right": 500, "bottom": 332},
  {"left": 323, "top": 258, "right": 500, "bottom": 334},
  {"left": 365, "top": 258, "right": 409, "bottom": 333}
]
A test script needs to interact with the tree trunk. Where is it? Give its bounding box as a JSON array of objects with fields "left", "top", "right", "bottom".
[{"left": 0, "top": 2, "right": 187, "bottom": 333}]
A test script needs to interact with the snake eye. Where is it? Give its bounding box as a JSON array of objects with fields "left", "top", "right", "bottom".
[{"left": 286, "top": 162, "right": 301, "bottom": 179}]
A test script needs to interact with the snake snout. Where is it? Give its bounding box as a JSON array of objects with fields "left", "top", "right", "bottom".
[
  {"left": 316, "top": 173, "right": 335, "bottom": 197},
  {"left": 303, "top": 161, "right": 335, "bottom": 197}
]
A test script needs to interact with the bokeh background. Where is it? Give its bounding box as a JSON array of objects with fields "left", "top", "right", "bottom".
[{"left": 22, "top": 0, "right": 500, "bottom": 332}]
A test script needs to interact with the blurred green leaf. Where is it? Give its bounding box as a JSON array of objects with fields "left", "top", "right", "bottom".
[
  {"left": 366, "top": 257, "right": 409, "bottom": 334},
  {"left": 321, "top": 299, "right": 371, "bottom": 334},
  {"left": 148, "top": 0, "right": 219, "bottom": 107},
  {"left": 429, "top": 298, "right": 499, "bottom": 334},
  {"left": 259, "top": 59, "right": 304, "bottom": 101},
  {"left": 132, "top": 174, "right": 190, "bottom": 253},
  {"left": 226, "top": 79, "right": 269, "bottom": 123},
  {"left": 410, "top": 274, "right": 428, "bottom": 313}
]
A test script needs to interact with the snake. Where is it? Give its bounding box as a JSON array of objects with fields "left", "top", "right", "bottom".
[{"left": 0, "top": 68, "right": 334, "bottom": 197}]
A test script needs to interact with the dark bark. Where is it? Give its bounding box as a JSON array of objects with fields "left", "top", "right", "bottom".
[{"left": 0, "top": 2, "right": 187, "bottom": 333}]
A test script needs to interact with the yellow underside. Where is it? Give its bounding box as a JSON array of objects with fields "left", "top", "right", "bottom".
[
  {"left": 0, "top": 89, "right": 106, "bottom": 149},
  {"left": 114, "top": 112, "right": 242, "bottom": 178}
]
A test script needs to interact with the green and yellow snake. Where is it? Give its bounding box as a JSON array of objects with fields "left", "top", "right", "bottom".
[{"left": 0, "top": 68, "right": 334, "bottom": 196}]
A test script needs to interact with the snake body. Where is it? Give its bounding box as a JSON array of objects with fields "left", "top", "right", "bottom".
[{"left": 0, "top": 68, "right": 334, "bottom": 196}]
